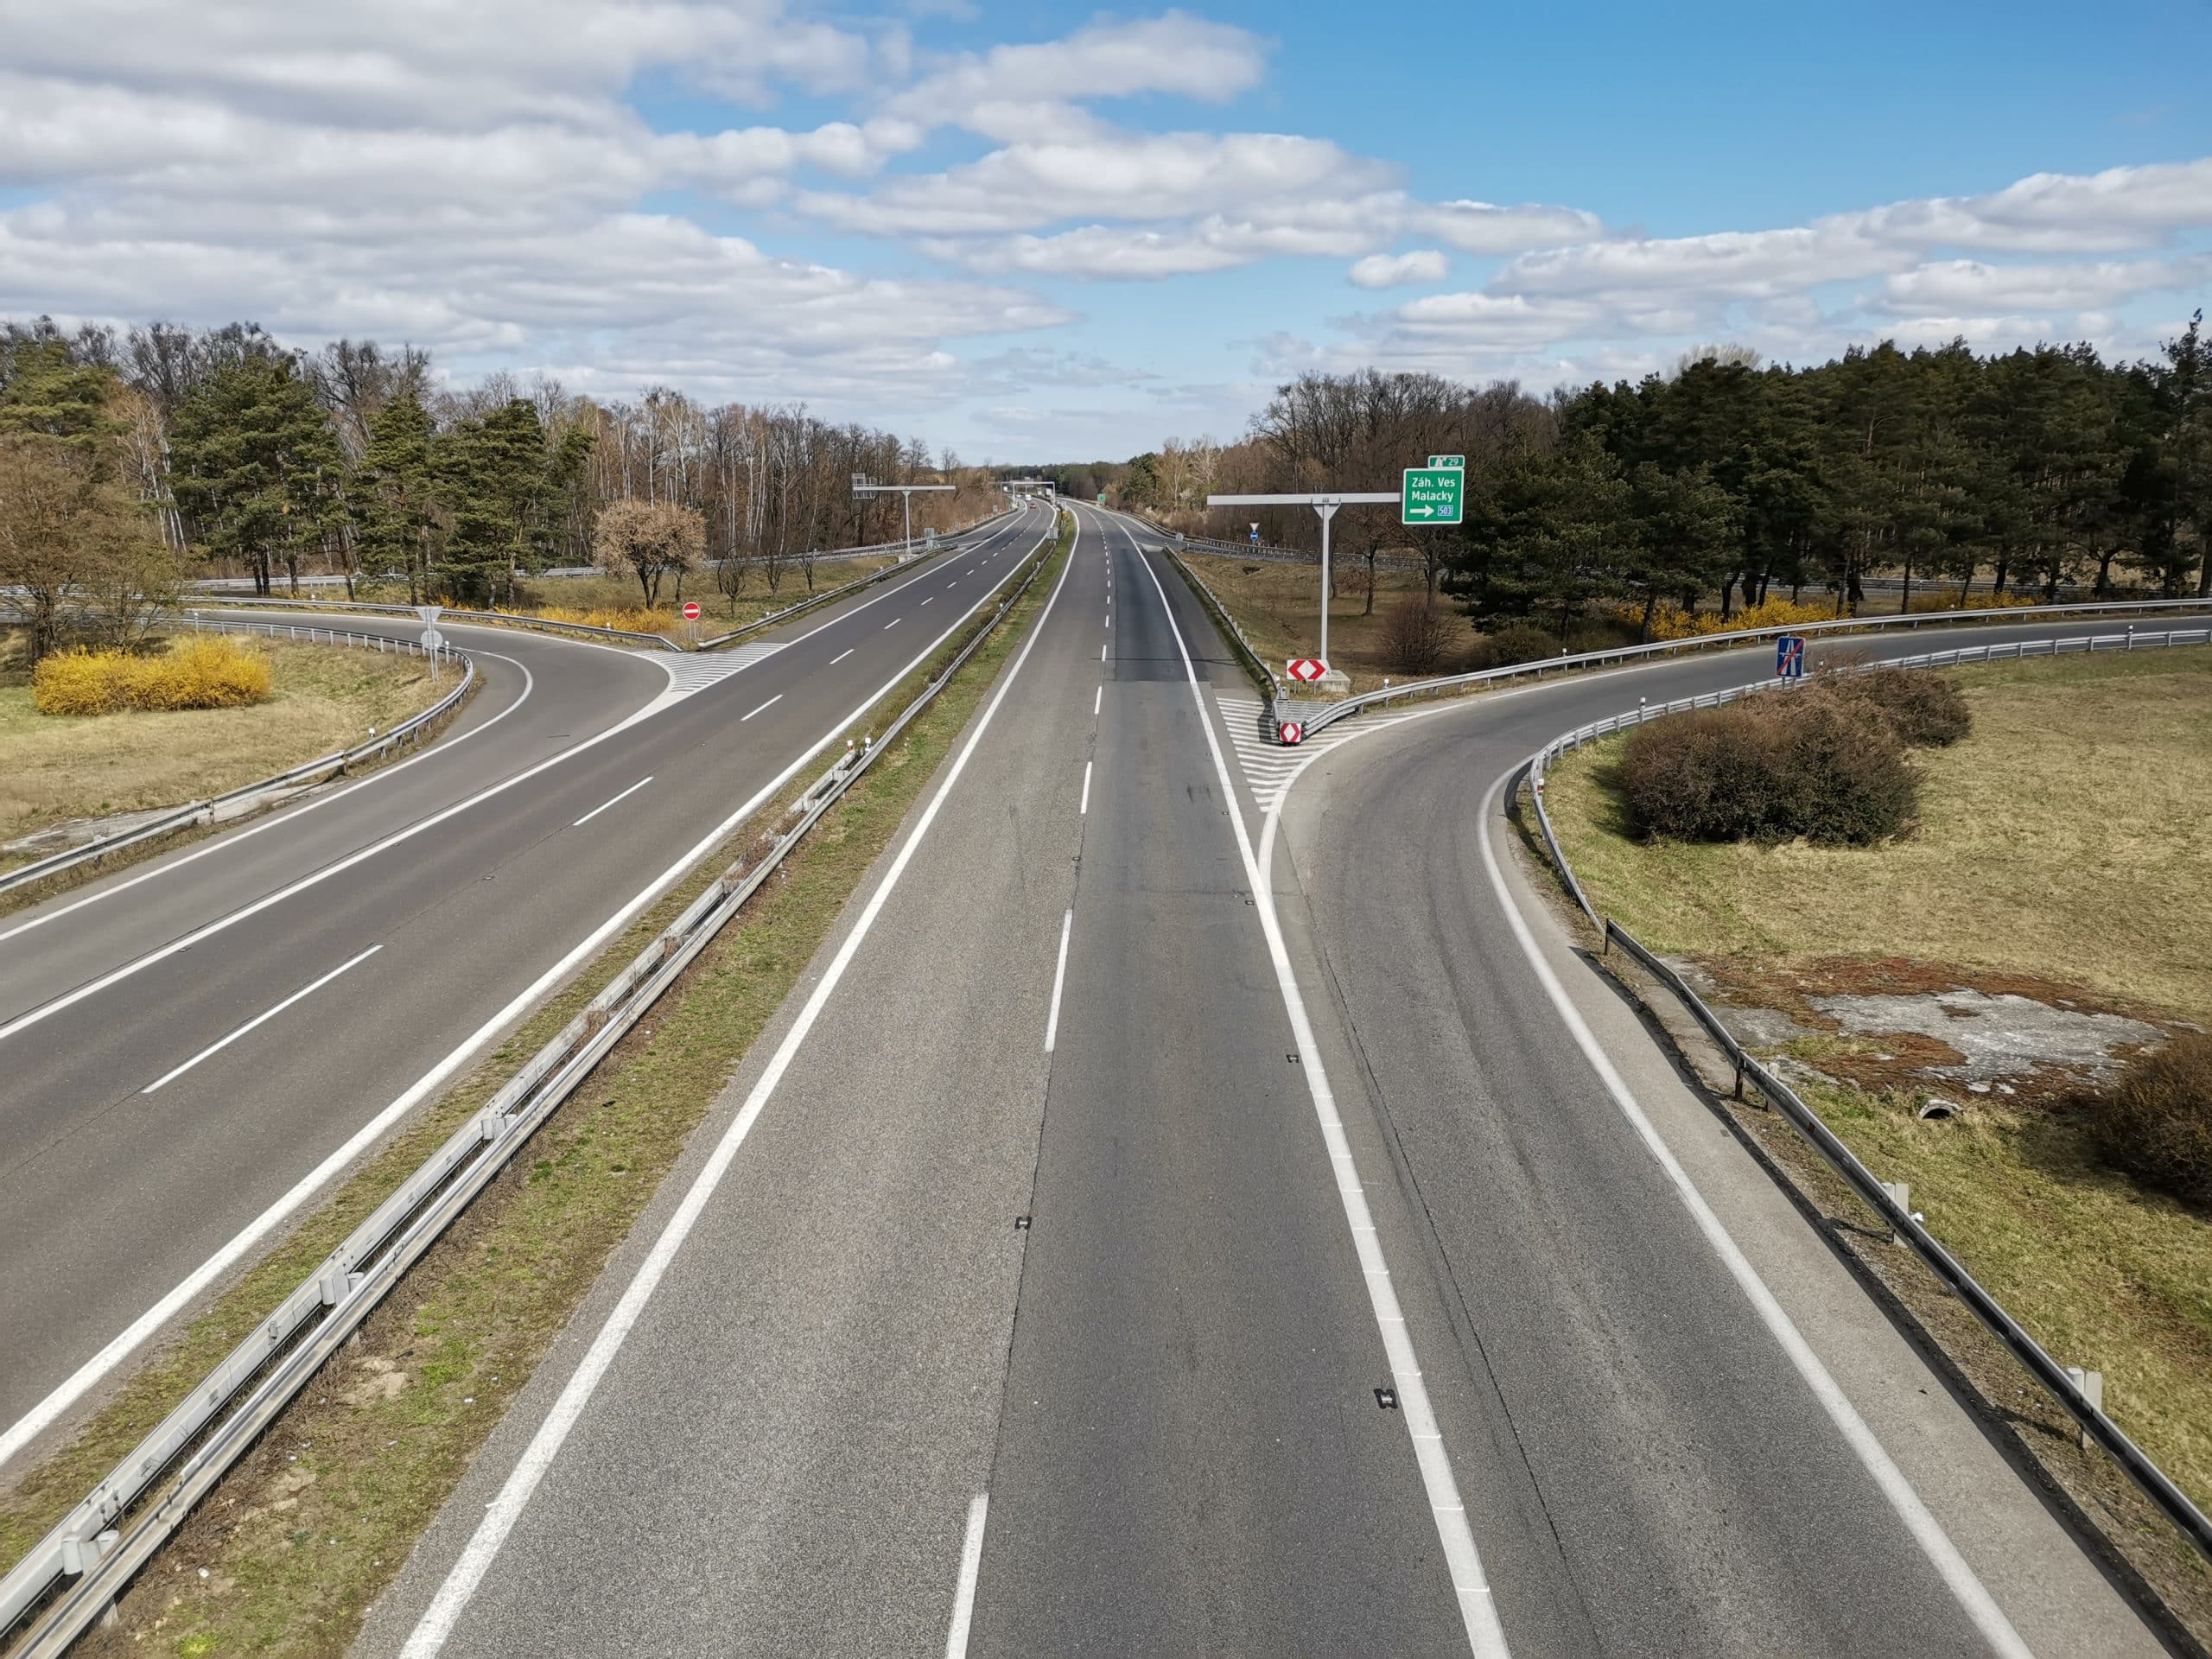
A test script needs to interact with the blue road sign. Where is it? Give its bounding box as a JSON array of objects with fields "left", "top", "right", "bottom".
[{"left": 1776, "top": 636, "right": 1806, "bottom": 679}]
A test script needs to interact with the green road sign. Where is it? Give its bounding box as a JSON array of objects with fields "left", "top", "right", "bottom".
[
  {"left": 1097, "top": 492, "right": 1107, "bottom": 504},
  {"left": 1427, "top": 454, "right": 1465, "bottom": 469},
  {"left": 1402, "top": 466, "right": 1464, "bottom": 525}
]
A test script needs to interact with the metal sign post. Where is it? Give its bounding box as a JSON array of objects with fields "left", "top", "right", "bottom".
[
  {"left": 1208, "top": 490, "right": 1398, "bottom": 674},
  {"left": 851, "top": 475, "right": 956, "bottom": 550},
  {"left": 416, "top": 604, "right": 443, "bottom": 686}
]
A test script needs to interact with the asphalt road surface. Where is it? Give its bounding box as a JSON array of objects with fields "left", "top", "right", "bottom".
[
  {"left": 0, "top": 503, "right": 1054, "bottom": 1467},
  {"left": 360, "top": 506, "right": 2175, "bottom": 1656}
]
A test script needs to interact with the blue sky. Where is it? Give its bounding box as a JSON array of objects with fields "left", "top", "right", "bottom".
[{"left": 3, "top": 0, "right": 2208, "bottom": 461}]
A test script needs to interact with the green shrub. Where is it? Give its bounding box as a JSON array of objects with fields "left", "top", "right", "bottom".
[
  {"left": 1618, "top": 687, "right": 1919, "bottom": 845},
  {"left": 1470, "top": 620, "right": 1561, "bottom": 668},
  {"left": 1618, "top": 704, "right": 1783, "bottom": 841},
  {"left": 2090, "top": 1033, "right": 2212, "bottom": 1209},
  {"left": 1827, "top": 667, "right": 1972, "bottom": 747}
]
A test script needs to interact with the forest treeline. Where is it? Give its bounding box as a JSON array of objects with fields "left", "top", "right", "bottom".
[
  {"left": 0, "top": 315, "right": 998, "bottom": 658},
  {"left": 1090, "top": 323, "right": 2212, "bottom": 640}
]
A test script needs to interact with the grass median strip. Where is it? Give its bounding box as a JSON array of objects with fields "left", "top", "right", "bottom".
[
  {"left": 1540, "top": 647, "right": 2212, "bottom": 1637},
  {"left": 3, "top": 521, "right": 1070, "bottom": 1658}
]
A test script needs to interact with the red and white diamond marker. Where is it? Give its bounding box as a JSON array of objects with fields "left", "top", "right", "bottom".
[
  {"left": 1278, "top": 720, "right": 1304, "bottom": 746},
  {"left": 1286, "top": 658, "right": 1328, "bottom": 683}
]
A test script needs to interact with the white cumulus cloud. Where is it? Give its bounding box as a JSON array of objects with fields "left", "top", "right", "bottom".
[{"left": 1349, "top": 250, "right": 1447, "bottom": 289}]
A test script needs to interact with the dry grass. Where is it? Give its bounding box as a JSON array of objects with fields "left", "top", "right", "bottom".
[
  {"left": 1546, "top": 650, "right": 2212, "bottom": 1018},
  {"left": 1543, "top": 646, "right": 2212, "bottom": 1538},
  {"left": 2, "top": 530, "right": 1071, "bottom": 1659},
  {"left": 32, "top": 638, "right": 272, "bottom": 715},
  {"left": 0, "top": 631, "right": 438, "bottom": 862},
  {"left": 1180, "top": 550, "right": 1443, "bottom": 692}
]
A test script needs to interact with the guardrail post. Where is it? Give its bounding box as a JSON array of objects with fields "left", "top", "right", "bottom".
[
  {"left": 1878, "top": 1179, "right": 1910, "bottom": 1242},
  {"left": 2066, "top": 1367, "right": 2104, "bottom": 1449}
]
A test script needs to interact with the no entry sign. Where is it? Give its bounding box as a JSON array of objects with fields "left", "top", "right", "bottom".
[
  {"left": 683, "top": 601, "right": 701, "bottom": 620},
  {"left": 1286, "top": 658, "right": 1328, "bottom": 683}
]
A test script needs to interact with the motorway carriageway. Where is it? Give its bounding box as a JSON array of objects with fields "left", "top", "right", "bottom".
[
  {"left": 359, "top": 505, "right": 2164, "bottom": 1656},
  {"left": 0, "top": 502, "right": 1056, "bottom": 1469}
]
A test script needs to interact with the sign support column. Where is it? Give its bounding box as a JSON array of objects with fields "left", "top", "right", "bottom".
[{"left": 1207, "top": 491, "right": 1398, "bottom": 696}]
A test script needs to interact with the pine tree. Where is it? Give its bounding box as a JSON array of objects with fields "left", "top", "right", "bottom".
[{"left": 168, "top": 354, "right": 345, "bottom": 594}]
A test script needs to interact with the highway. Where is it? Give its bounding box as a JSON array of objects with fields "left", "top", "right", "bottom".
[
  {"left": 356, "top": 506, "right": 2170, "bottom": 1656},
  {"left": 0, "top": 501, "right": 1056, "bottom": 1470}
]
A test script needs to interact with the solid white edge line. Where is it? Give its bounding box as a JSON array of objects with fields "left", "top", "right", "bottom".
[
  {"left": 1113, "top": 511, "right": 1508, "bottom": 1659},
  {"left": 944, "top": 1492, "right": 989, "bottom": 1658},
  {"left": 0, "top": 527, "right": 1056, "bottom": 1476},
  {"left": 1470, "top": 772, "right": 2031, "bottom": 1659},
  {"left": 741, "top": 694, "right": 784, "bottom": 722},
  {"left": 571, "top": 775, "right": 654, "bottom": 827},
  {"left": 1078, "top": 762, "right": 1091, "bottom": 816},
  {"left": 141, "top": 945, "right": 383, "bottom": 1095},
  {"left": 1043, "top": 908, "right": 1073, "bottom": 1053},
  {"left": 399, "top": 519, "right": 1075, "bottom": 1656},
  {"left": 0, "top": 645, "right": 538, "bottom": 949}
]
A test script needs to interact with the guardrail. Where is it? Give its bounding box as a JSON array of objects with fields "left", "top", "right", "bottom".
[
  {"left": 1519, "top": 626, "right": 2212, "bottom": 1567},
  {"left": 1154, "top": 543, "right": 1285, "bottom": 702},
  {"left": 173, "top": 597, "right": 679, "bottom": 652},
  {"left": 0, "top": 522, "right": 1059, "bottom": 1656},
  {"left": 1293, "top": 595, "right": 2212, "bottom": 744},
  {"left": 0, "top": 625, "right": 474, "bottom": 900}
]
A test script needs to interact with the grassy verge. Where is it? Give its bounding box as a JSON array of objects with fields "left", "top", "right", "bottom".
[
  {"left": 5, "top": 518, "right": 1068, "bottom": 1658},
  {"left": 1541, "top": 647, "right": 2212, "bottom": 1633},
  {"left": 1180, "top": 550, "right": 1649, "bottom": 694},
  {"left": 0, "top": 632, "right": 439, "bottom": 871},
  {"left": 1179, "top": 551, "right": 1434, "bottom": 693},
  {"left": 1547, "top": 651, "right": 2212, "bottom": 1014}
]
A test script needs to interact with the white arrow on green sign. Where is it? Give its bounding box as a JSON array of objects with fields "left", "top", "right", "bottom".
[{"left": 1402, "top": 466, "right": 1464, "bottom": 525}]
